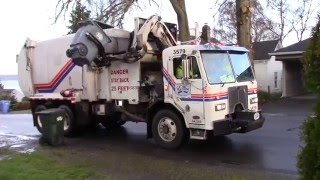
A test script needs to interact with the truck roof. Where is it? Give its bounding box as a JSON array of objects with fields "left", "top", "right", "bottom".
[{"left": 166, "top": 44, "right": 249, "bottom": 52}]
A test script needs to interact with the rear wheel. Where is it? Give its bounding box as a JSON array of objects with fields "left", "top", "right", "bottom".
[
  {"left": 152, "top": 109, "right": 187, "bottom": 149},
  {"left": 101, "top": 113, "right": 126, "bottom": 129},
  {"left": 33, "top": 105, "right": 46, "bottom": 133},
  {"left": 58, "top": 105, "right": 77, "bottom": 137}
]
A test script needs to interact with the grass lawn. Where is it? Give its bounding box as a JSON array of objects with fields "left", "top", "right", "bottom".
[
  {"left": 9, "top": 109, "right": 31, "bottom": 114},
  {"left": 0, "top": 149, "right": 109, "bottom": 179},
  {"left": 0, "top": 146, "right": 296, "bottom": 180}
]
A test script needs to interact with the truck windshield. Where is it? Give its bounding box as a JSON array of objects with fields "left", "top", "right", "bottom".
[
  {"left": 201, "top": 51, "right": 254, "bottom": 84},
  {"left": 229, "top": 52, "right": 254, "bottom": 82},
  {"left": 201, "top": 52, "right": 236, "bottom": 84}
]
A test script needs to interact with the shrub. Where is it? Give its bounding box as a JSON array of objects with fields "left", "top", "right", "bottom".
[
  {"left": 298, "top": 14, "right": 320, "bottom": 180},
  {"left": 298, "top": 100, "right": 320, "bottom": 180},
  {"left": 12, "top": 101, "right": 30, "bottom": 111},
  {"left": 21, "top": 96, "right": 29, "bottom": 102},
  {"left": 257, "top": 91, "right": 281, "bottom": 103}
]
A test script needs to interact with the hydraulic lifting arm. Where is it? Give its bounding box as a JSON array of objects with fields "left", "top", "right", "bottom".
[
  {"left": 67, "top": 15, "right": 177, "bottom": 66},
  {"left": 109, "top": 15, "right": 178, "bottom": 63}
]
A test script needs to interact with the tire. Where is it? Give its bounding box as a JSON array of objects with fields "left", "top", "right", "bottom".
[
  {"left": 58, "top": 105, "right": 76, "bottom": 137},
  {"left": 33, "top": 105, "right": 46, "bottom": 133},
  {"left": 152, "top": 109, "right": 187, "bottom": 149},
  {"left": 101, "top": 113, "right": 126, "bottom": 129}
]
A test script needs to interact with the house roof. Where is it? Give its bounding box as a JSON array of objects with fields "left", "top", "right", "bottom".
[
  {"left": 0, "top": 89, "right": 15, "bottom": 93},
  {"left": 252, "top": 40, "right": 279, "bottom": 60},
  {"left": 269, "top": 38, "right": 312, "bottom": 61},
  {"left": 274, "top": 38, "right": 311, "bottom": 53}
]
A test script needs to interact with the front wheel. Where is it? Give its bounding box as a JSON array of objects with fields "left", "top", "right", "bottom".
[{"left": 152, "top": 109, "right": 187, "bottom": 149}]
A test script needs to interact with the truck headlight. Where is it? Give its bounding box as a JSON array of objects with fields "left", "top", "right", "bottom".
[
  {"left": 250, "top": 97, "right": 258, "bottom": 104},
  {"left": 215, "top": 103, "right": 226, "bottom": 111}
]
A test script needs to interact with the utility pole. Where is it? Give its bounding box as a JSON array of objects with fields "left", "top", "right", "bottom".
[{"left": 236, "top": 0, "right": 253, "bottom": 63}]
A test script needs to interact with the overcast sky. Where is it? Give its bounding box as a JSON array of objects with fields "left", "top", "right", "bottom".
[{"left": 0, "top": 0, "right": 317, "bottom": 75}]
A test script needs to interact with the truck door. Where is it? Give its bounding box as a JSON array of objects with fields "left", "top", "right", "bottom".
[{"left": 171, "top": 56, "right": 205, "bottom": 126}]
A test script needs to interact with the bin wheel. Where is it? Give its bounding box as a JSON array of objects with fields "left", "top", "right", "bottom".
[
  {"left": 152, "top": 109, "right": 187, "bottom": 149},
  {"left": 101, "top": 113, "right": 126, "bottom": 129},
  {"left": 58, "top": 105, "right": 76, "bottom": 137},
  {"left": 34, "top": 105, "right": 46, "bottom": 133}
]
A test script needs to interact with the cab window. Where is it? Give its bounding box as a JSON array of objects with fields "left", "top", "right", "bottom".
[
  {"left": 189, "top": 56, "right": 201, "bottom": 79},
  {"left": 173, "top": 56, "right": 201, "bottom": 79},
  {"left": 173, "top": 58, "right": 183, "bottom": 79}
]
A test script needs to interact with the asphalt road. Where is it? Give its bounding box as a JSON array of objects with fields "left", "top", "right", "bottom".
[{"left": 0, "top": 96, "right": 316, "bottom": 176}]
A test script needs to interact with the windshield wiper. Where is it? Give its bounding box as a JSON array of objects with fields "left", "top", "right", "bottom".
[
  {"left": 236, "top": 74, "right": 254, "bottom": 84},
  {"left": 220, "top": 81, "right": 225, "bottom": 87}
]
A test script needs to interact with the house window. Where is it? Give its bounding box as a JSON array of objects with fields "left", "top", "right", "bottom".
[{"left": 274, "top": 72, "right": 278, "bottom": 88}]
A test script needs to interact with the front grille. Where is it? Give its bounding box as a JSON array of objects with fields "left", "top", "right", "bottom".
[{"left": 228, "top": 86, "right": 248, "bottom": 113}]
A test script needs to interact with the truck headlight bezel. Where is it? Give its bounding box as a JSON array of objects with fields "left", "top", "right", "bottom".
[
  {"left": 250, "top": 97, "right": 258, "bottom": 104},
  {"left": 215, "top": 103, "right": 226, "bottom": 111}
]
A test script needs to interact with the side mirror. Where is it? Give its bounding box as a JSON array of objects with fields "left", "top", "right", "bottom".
[{"left": 181, "top": 54, "right": 189, "bottom": 83}]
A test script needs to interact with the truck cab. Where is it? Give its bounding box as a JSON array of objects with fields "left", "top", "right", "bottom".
[{"left": 158, "top": 44, "right": 264, "bottom": 143}]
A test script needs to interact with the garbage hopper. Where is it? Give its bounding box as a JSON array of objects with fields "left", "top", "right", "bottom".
[
  {"left": 36, "top": 108, "right": 65, "bottom": 146},
  {"left": 0, "top": 100, "right": 11, "bottom": 113}
]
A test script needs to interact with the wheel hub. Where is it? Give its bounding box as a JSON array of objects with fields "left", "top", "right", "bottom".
[
  {"left": 163, "top": 125, "right": 169, "bottom": 134},
  {"left": 158, "top": 118, "right": 177, "bottom": 142}
]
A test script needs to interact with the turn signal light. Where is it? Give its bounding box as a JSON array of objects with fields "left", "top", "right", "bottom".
[{"left": 164, "top": 84, "right": 168, "bottom": 91}]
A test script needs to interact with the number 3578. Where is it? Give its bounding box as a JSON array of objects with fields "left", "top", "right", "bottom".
[{"left": 173, "top": 49, "right": 186, "bottom": 55}]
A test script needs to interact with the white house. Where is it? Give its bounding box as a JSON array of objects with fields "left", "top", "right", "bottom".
[
  {"left": 253, "top": 40, "right": 283, "bottom": 93},
  {"left": 0, "top": 89, "right": 24, "bottom": 102},
  {"left": 269, "top": 38, "right": 311, "bottom": 97},
  {"left": 0, "top": 75, "right": 24, "bottom": 101}
]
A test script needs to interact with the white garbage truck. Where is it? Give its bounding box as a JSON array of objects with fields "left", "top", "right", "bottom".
[{"left": 18, "top": 15, "right": 264, "bottom": 149}]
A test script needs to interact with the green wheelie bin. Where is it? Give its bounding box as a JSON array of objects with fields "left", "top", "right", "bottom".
[{"left": 36, "top": 108, "right": 65, "bottom": 146}]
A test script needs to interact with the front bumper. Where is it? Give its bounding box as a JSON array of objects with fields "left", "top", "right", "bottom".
[{"left": 213, "top": 110, "right": 265, "bottom": 136}]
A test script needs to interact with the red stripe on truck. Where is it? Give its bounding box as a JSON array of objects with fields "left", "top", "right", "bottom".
[{"left": 34, "top": 59, "right": 73, "bottom": 89}]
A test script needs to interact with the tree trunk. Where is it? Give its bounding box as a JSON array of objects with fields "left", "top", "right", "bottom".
[
  {"left": 236, "top": 0, "right": 253, "bottom": 63},
  {"left": 169, "top": 0, "right": 190, "bottom": 41}
]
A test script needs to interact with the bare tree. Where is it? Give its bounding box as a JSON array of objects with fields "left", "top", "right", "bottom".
[
  {"left": 251, "top": 0, "right": 279, "bottom": 42},
  {"left": 212, "top": 1, "right": 237, "bottom": 44},
  {"left": 55, "top": 0, "right": 190, "bottom": 40},
  {"left": 236, "top": 0, "right": 253, "bottom": 62},
  {"left": 212, "top": 0, "right": 279, "bottom": 44},
  {"left": 55, "top": 0, "right": 145, "bottom": 28},
  {"left": 292, "top": 0, "right": 316, "bottom": 41},
  {"left": 169, "top": 0, "right": 190, "bottom": 41},
  {"left": 266, "top": 0, "right": 293, "bottom": 45}
]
